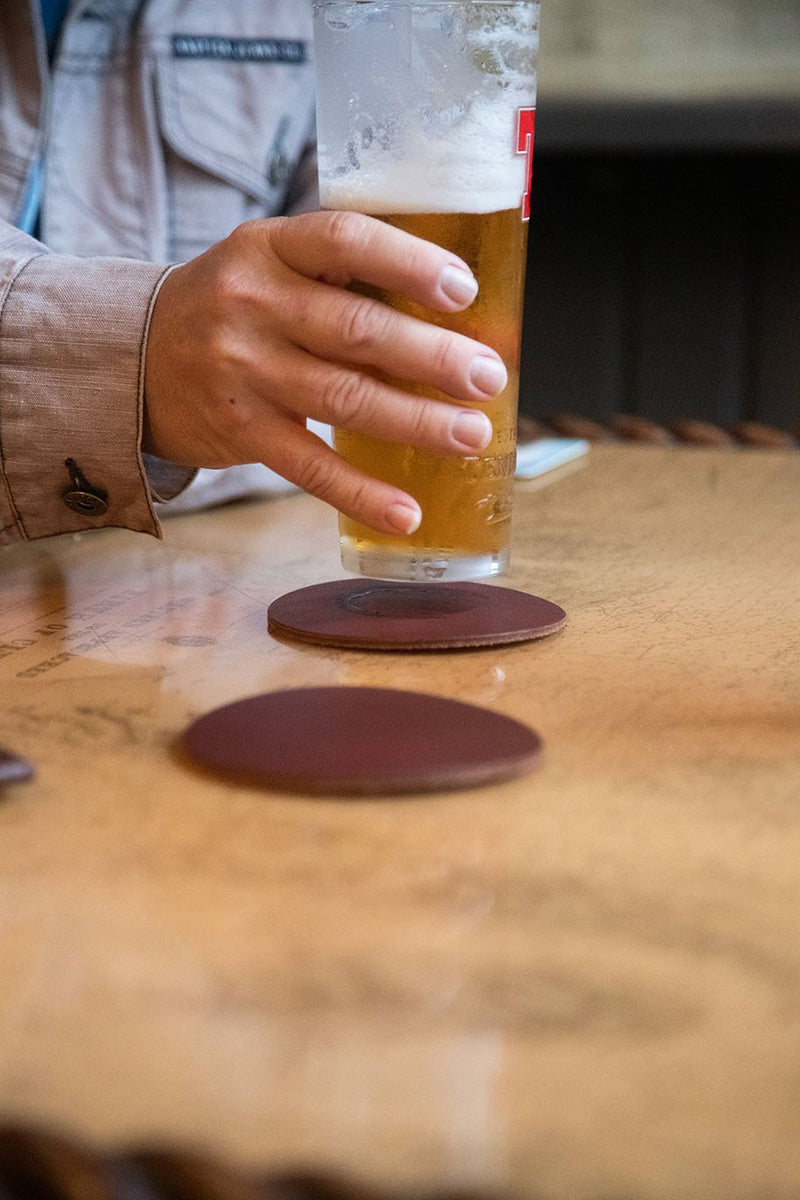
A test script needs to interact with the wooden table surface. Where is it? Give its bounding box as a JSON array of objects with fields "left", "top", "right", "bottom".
[{"left": 1, "top": 445, "right": 799, "bottom": 1199}]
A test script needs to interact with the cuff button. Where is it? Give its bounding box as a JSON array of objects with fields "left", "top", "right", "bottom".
[
  {"left": 63, "top": 490, "right": 109, "bottom": 516},
  {"left": 62, "top": 458, "right": 109, "bottom": 517}
]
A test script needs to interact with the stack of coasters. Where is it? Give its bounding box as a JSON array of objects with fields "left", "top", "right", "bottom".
[{"left": 267, "top": 579, "right": 566, "bottom": 651}]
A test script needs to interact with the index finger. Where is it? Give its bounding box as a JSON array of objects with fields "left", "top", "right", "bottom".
[{"left": 262, "top": 210, "right": 480, "bottom": 313}]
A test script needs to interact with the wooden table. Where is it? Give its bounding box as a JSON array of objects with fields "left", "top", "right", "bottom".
[{"left": 1, "top": 445, "right": 799, "bottom": 1199}]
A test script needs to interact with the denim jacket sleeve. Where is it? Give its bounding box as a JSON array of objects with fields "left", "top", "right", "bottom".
[{"left": 0, "top": 218, "right": 190, "bottom": 546}]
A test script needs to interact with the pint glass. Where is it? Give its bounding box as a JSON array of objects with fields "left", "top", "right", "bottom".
[{"left": 313, "top": 1, "right": 540, "bottom": 580}]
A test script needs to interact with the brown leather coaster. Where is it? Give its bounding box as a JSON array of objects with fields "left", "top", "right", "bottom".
[
  {"left": 267, "top": 580, "right": 566, "bottom": 651},
  {"left": 180, "top": 687, "right": 542, "bottom": 795}
]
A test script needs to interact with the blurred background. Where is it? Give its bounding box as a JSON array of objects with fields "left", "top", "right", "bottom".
[{"left": 520, "top": 0, "right": 800, "bottom": 434}]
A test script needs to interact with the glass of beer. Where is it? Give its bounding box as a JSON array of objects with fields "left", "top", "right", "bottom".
[{"left": 312, "top": 1, "right": 540, "bottom": 581}]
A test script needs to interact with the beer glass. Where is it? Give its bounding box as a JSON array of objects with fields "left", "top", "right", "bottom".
[{"left": 313, "top": 1, "right": 540, "bottom": 580}]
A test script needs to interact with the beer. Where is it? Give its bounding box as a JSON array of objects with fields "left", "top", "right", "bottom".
[
  {"left": 334, "top": 206, "right": 528, "bottom": 580},
  {"left": 313, "top": 0, "right": 539, "bottom": 578}
]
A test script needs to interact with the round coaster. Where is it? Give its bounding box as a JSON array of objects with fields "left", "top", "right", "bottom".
[
  {"left": 267, "top": 580, "right": 566, "bottom": 651},
  {"left": 180, "top": 687, "right": 542, "bottom": 795}
]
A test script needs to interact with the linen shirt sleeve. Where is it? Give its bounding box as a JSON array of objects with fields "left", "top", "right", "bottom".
[{"left": 0, "top": 219, "right": 194, "bottom": 547}]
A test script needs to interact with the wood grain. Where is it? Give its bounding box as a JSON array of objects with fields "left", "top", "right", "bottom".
[{"left": 0, "top": 446, "right": 799, "bottom": 1200}]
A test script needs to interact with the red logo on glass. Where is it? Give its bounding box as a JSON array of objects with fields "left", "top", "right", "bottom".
[{"left": 516, "top": 107, "right": 536, "bottom": 222}]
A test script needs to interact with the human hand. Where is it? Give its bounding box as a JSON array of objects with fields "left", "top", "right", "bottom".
[{"left": 143, "top": 211, "right": 507, "bottom": 536}]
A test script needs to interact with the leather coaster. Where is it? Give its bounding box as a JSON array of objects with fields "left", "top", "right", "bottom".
[
  {"left": 0, "top": 749, "right": 35, "bottom": 787},
  {"left": 181, "top": 687, "right": 542, "bottom": 795},
  {"left": 267, "top": 580, "right": 566, "bottom": 651}
]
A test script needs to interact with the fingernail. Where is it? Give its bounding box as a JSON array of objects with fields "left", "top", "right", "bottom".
[
  {"left": 469, "top": 355, "right": 508, "bottom": 397},
  {"left": 386, "top": 501, "right": 422, "bottom": 535},
  {"left": 440, "top": 265, "right": 479, "bottom": 307},
  {"left": 452, "top": 410, "right": 493, "bottom": 452}
]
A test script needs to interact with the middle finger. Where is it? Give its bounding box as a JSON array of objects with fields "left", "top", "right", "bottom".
[{"left": 282, "top": 278, "right": 509, "bottom": 405}]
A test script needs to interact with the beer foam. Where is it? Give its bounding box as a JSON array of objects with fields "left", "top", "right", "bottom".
[
  {"left": 320, "top": 92, "right": 534, "bottom": 215},
  {"left": 316, "top": 1, "right": 538, "bottom": 215}
]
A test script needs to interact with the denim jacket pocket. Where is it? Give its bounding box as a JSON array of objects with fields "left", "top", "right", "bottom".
[{"left": 152, "top": 52, "right": 316, "bottom": 260}]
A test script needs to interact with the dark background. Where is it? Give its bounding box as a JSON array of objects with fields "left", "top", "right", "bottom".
[{"left": 518, "top": 17, "right": 800, "bottom": 432}]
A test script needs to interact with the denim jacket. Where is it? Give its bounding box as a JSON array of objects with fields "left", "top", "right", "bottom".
[{"left": 0, "top": 0, "right": 316, "bottom": 545}]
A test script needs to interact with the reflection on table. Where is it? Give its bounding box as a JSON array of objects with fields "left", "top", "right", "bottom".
[{"left": 0, "top": 445, "right": 799, "bottom": 1200}]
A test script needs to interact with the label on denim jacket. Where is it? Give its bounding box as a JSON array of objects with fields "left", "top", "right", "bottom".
[{"left": 172, "top": 35, "right": 307, "bottom": 64}]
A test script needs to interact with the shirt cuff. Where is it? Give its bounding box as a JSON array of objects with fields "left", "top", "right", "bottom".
[{"left": 0, "top": 252, "right": 172, "bottom": 543}]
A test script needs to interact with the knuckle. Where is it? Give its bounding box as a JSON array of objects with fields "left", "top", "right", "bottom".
[
  {"left": 299, "top": 452, "right": 341, "bottom": 504},
  {"left": 301, "top": 452, "right": 376, "bottom": 526},
  {"left": 253, "top": 215, "right": 292, "bottom": 260},
  {"left": 229, "top": 216, "right": 281, "bottom": 254},
  {"left": 430, "top": 330, "right": 462, "bottom": 378},
  {"left": 224, "top": 219, "right": 255, "bottom": 249},
  {"left": 404, "top": 398, "right": 437, "bottom": 446},
  {"left": 207, "top": 259, "right": 250, "bottom": 312},
  {"left": 341, "top": 474, "right": 373, "bottom": 521},
  {"left": 325, "top": 209, "right": 371, "bottom": 254},
  {"left": 322, "top": 369, "right": 377, "bottom": 427},
  {"left": 339, "top": 295, "right": 391, "bottom": 351}
]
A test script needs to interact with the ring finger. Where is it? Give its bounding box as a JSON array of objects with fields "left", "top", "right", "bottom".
[{"left": 261, "top": 344, "right": 495, "bottom": 456}]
